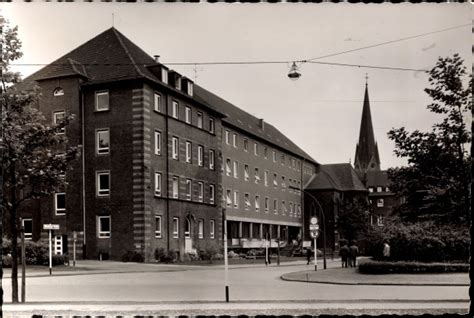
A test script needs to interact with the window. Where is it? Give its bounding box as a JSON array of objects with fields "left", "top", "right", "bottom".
[
  {"left": 377, "top": 216, "right": 384, "bottom": 226},
  {"left": 225, "top": 130, "right": 230, "bottom": 144},
  {"left": 226, "top": 159, "right": 232, "bottom": 176},
  {"left": 209, "top": 118, "right": 215, "bottom": 134},
  {"left": 233, "top": 161, "right": 238, "bottom": 178},
  {"left": 175, "top": 76, "right": 181, "bottom": 90},
  {"left": 243, "top": 138, "right": 248, "bottom": 151},
  {"left": 161, "top": 68, "right": 168, "bottom": 84},
  {"left": 254, "top": 168, "right": 260, "bottom": 184},
  {"left": 368, "top": 187, "right": 374, "bottom": 193},
  {"left": 154, "top": 130, "right": 162, "bottom": 155},
  {"left": 273, "top": 199, "right": 278, "bottom": 214},
  {"left": 154, "top": 92, "right": 161, "bottom": 112},
  {"left": 198, "top": 146, "right": 204, "bottom": 166},
  {"left": 272, "top": 151, "right": 276, "bottom": 162},
  {"left": 173, "top": 217, "right": 179, "bottom": 238},
  {"left": 155, "top": 216, "right": 162, "bottom": 238},
  {"left": 244, "top": 193, "right": 251, "bottom": 210},
  {"left": 96, "top": 172, "right": 110, "bottom": 196},
  {"left": 254, "top": 142, "right": 258, "bottom": 155},
  {"left": 198, "top": 182, "right": 204, "bottom": 202},
  {"left": 188, "top": 82, "right": 194, "bottom": 96},
  {"left": 95, "top": 91, "right": 109, "bottom": 111},
  {"left": 96, "top": 129, "right": 110, "bottom": 155},
  {"left": 185, "top": 106, "right": 191, "bottom": 124},
  {"left": 209, "top": 184, "right": 215, "bottom": 204},
  {"left": 186, "top": 179, "right": 192, "bottom": 200},
  {"left": 154, "top": 172, "right": 162, "bottom": 196},
  {"left": 53, "top": 111, "right": 66, "bottom": 134},
  {"left": 53, "top": 87, "right": 64, "bottom": 96},
  {"left": 226, "top": 189, "right": 232, "bottom": 207},
  {"left": 197, "top": 112, "right": 203, "bottom": 129},
  {"left": 377, "top": 186, "right": 383, "bottom": 193},
  {"left": 172, "top": 101, "right": 179, "bottom": 119},
  {"left": 209, "top": 150, "right": 215, "bottom": 170},
  {"left": 289, "top": 202, "right": 293, "bottom": 216},
  {"left": 210, "top": 220, "right": 215, "bottom": 239},
  {"left": 172, "top": 137, "right": 179, "bottom": 160},
  {"left": 172, "top": 177, "right": 179, "bottom": 199},
  {"left": 281, "top": 176, "right": 286, "bottom": 189},
  {"left": 264, "top": 171, "right": 268, "bottom": 186},
  {"left": 255, "top": 195, "right": 260, "bottom": 212},
  {"left": 385, "top": 187, "right": 390, "bottom": 192},
  {"left": 377, "top": 199, "right": 384, "bottom": 207},
  {"left": 22, "top": 219, "right": 33, "bottom": 240},
  {"left": 232, "top": 133, "right": 237, "bottom": 148},
  {"left": 264, "top": 197, "right": 269, "bottom": 212},
  {"left": 264, "top": 147, "right": 268, "bottom": 158},
  {"left": 282, "top": 200, "right": 287, "bottom": 215},
  {"left": 281, "top": 154, "right": 285, "bottom": 165},
  {"left": 244, "top": 165, "right": 249, "bottom": 181},
  {"left": 233, "top": 191, "right": 239, "bottom": 208},
  {"left": 185, "top": 218, "right": 191, "bottom": 238},
  {"left": 198, "top": 219, "right": 204, "bottom": 239},
  {"left": 273, "top": 173, "right": 278, "bottom": 187},
  {"left": 185, "top": 141, "right": 192, "bottom": 163},
  {"left": 54, "top": 193, "right": 66, "bottom": 215},
  {"left": 98, "top": 216, "right": 111, "bottom": 238}
]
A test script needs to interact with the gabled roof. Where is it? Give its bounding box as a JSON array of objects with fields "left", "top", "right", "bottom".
[
  {"left": 306, "top": 163, "right": 367, "bottom": 192},
  {"left": 16, "top": 27, "right": 317, "bottom": 164}
]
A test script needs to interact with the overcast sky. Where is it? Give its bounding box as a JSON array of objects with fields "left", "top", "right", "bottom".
[{"left": 2, "top": 3, "right": 472, "bottom": 169}]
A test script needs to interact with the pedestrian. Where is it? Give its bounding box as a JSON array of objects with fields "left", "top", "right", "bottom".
[
  {"left": 383, "top": 241, "right": 391, "bottom": 260},
  {"left": 306, "top": 248, "right": 312, "bottom": 265},
  {"left": 339, "top": 242, "right": 350, "bottom": 268},
  {"left": 349, "top": 241, "right": 359, "bottom": 267}
]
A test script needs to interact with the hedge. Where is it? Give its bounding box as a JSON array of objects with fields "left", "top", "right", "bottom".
[
  {"left": 2, "top": 238, "right": 69, "bottom": 267},
  {"left": 358, "top": 259, "right": 469, "bottom": 274},
  {"left": 364, "top": 221, "right": 469, "bottom": 262}
]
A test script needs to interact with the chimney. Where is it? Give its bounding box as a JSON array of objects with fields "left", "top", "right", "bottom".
[
  {"left": 154, "top": 55, "right": 160, "bottom": 63},
  {"left": 259, "top": 118, "right": 265, "bottom": 130}
]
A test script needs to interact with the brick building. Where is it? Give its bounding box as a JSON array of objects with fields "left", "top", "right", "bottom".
[{"left": 15, "top": 27, "right": 318, "bottom": 261}]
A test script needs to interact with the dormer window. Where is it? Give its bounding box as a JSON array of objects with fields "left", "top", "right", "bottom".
[
  {"left": 187, "top": 82, "right": 193, "bottom": 96},
  {"left": 161, "top": 68, "right": 168, "bottom": 84},
  {"left": 175, "top": 77, "right": 181, "bottom": 90},
  {"left": 53, "top": 87, "right": 64, "bottom": 96}
]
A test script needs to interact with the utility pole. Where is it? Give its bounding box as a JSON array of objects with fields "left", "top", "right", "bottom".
[
  {"left": 223, "top": 208, "right": 229, "bottom": 302},
  {"left": 20, "top": 219, "right": 26, "bottom": 303}
]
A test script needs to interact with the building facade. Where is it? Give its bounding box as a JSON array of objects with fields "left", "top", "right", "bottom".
[{"left": 15, "top": 27, "right": 318, "bottom": 261}]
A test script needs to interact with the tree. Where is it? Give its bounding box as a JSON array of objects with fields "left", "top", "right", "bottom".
[
  {"left": 387, "top": 54, "right": 471, "bottom": 224},
  {"left": 1, "top": 20, "right": 79, "bottom": 303},
  {"left": 336, "top": 195, "right": 370, "bottom": 242}
]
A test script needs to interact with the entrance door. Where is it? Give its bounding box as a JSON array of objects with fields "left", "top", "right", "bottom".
[{"left": 54, "top": 235, "right": 63, "bottom": 255}]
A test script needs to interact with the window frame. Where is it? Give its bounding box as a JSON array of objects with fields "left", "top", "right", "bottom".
[
  {"left": 210, "top": 220, "right": 215, "bottom": 239},
  {"left": 244, "top": 164, "right": 249, "bottom": 181},
  {"left": 95, "top": 90, "right": 109, "bottom": 112},
  {"left": 233, "top": 161, "right": 239, "bottom": 179},
  {"left": 198, "top": 182, "right": 204, "bottom": 202},
  {"left": 173, "top": 217, "right": 179, "bottom": 238},
  {"left": 185, "top": 106, "right": 192, "bottom": 124},
  {"left": 172, "top": 101, "right": 179, "bottom": 119},
  {"left": 244, "top": 193, "right": 251, "bottom": 210},
  {"left": 155, "top": 215, "right": 162, "bottom": 238},
  {"left": 154, "top": 130, "right": 162, "bottom": 155},
  {"left": 209, "top": 118, "right": 215, "bottom": 134},
  {"left": 172, "top": 177, "right": 179, "bottom": 199},
  {"left": 209, "top": 184, "right": 215, "bottom": 204},
  {"left": 185, "top": 218, "right": 191, "bottom": 238},
  {"left": 154, "top": 172, "right": 162, "bottom": 197},
  {"left": 186, "top": 179, "right": 192, "bottom": 201},
  {"left": 377, "top": 198, "right": 384, "bottom": 207},
  {"left": 254, "top": 142, "right": 258, "bottom": 155},
  {"left": 198, "top": 219, "right": 204, "bottom": 239},
  {"left": 225, "top": 130, "right": 230, "bottom": 145},
  {"left": 96, "top": 171, "right": 110, "bottom": 197},
  {"left": 255, "top": 195, "right": 260, "bottom": 212},
  {"left": 226, "top": 189, "right": 232, "bottom": 207},
  {"left": 185, "top": 141, "right": 192, "bottom": 163},
  {"left": 97, "top": 216, "right": 111, "bottom": 238},
  {"left": 95, "top": 128, "right": 110, "bottom": 155},
  {"left": 209, "top": 150, "right": 215, "bottom": 170},
  {"left": 233, "top": 191, "right": 239, "bottom": 209},
  {"left": 232, "top": 133, "right": 237, "bottom": 148},
  {"left": 53, "top": 110, "right": 66, "bottom": 134},
  {"left": 197, "top": 145, "right": 204, "bottom": 166},
  {"left": 172, "top": 137, "right": 179, "bottom": 160},
  {"left": 154, "top": 92, "right": 162, "bottom": 112},
  {"left": 226, "top": 159, "right": 232, "bottom": 176},
  {"left": 197, "top": 112, "right": 203, "bottom": 129}
]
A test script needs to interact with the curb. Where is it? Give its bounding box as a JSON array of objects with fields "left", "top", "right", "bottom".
[{"left": 280, "top": 274, "right": 470, "bottom": 286}]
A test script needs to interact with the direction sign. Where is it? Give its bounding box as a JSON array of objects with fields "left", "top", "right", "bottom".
[
  {"left": 309, "top": 224, "right": 320, "bottom": 231},
  {"left": 310, "top": 217, "right": 318, "bottom": 225},
  {"left": 43, "top": 224, "right": 60, "bottom": 230}
]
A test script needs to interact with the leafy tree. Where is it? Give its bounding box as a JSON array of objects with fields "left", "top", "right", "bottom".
[
  {"left": 1, "top": 20, "right": 79, "bottom": 303},
  {"left": 336, "top": 195, "right": 370, "bottom": 242},
  {"left": 387, "top": 54, "right": 471, "bottom": 224}
]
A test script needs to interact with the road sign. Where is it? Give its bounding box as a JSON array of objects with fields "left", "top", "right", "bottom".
[
  {"left": 43, "top": 224, "right": 60, "bottom": 230},
  {"left": 310, "top": 230, "right": 320, "bottom": 239},
  {"left": 309, "top": 224, "right": 319, "bottom": 231},
  {"left": 310, "top": 217, "right": 318, "bottom": 225}
]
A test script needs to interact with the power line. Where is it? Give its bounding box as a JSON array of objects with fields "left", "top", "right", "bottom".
[
  {"left": 306, "top": 23, "right": 471, "bottom": 61},
  {"left": 308, "top": 60, "right": 428, "bottom": 72}
]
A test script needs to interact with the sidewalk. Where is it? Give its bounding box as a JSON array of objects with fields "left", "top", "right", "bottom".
[{"left": 281, "top": 265, "right": 469, "bottom": 286}]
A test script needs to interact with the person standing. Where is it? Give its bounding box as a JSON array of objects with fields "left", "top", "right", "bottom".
[
  {"left": 339, "top": 242, "right": 350, "bottom": 268},
  {"left": 349, "top": 241, "right": 359, "bottom": 267},
  {"left": 306, "top": 248, "right": 312, "bottom": 265},
  {"left": 383, "top": 241, "right": 391, "bottom": 260}
]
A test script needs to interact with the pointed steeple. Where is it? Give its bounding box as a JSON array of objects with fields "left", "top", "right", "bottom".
[{"left": 354, "top": 78, "right": 381, "bottom": 175}]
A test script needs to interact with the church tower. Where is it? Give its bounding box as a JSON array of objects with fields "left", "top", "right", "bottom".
[{"left": 354, "top": 77, "right": 381, "bottom": 175}]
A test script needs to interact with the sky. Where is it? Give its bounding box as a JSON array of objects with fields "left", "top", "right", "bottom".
[{"left": 2, "top": 3, "right": 472, "bottom": 169}]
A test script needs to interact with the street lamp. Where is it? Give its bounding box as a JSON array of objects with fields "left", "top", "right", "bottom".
[{"left": 288, "top": 62, "right": 301, "bottom": 81}]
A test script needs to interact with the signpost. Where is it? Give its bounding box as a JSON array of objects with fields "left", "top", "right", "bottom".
[
  {"left": 73, "top": 231, "right": 77, "bottom": 268},
  {"left": 309, "top": 217, "right": 319, "bottom": 271},
  {"left": 43, "top": 224, "right": 60, "bottom": 275}
]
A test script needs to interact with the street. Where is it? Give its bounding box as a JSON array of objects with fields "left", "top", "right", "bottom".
[{"left": 2, "top": 259, "right": 469, "bottom": 316}]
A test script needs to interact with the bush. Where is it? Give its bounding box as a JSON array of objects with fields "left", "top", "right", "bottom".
[
  {"left": 52, "top": 254, "right": 69, "bottom": 266},
  {"left": 2, "top": 238, "right": 67, "bottom": 266},
  {"left": 2, "top": 255, "right": 13, "bottom": 268},
  {"left": 358, "top": 259, "right": 469, "bottom": 274},
  {"left": 365, "top": 221, "right": 469, "bottom": 262},
  {"left": 121, "top": 251, "right": 144, "bottom": 263},
  {"left": 185, "top": 250, "right": 200, "bottom": 262}
]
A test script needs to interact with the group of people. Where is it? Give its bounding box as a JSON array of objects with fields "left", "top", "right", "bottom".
[{"left": 339, "top": 241, "right": 359, "bottom": 268}]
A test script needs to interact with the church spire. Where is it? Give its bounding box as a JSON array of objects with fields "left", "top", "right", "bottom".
[{"left": 354, "top": 77, "right": 381, "bottom": 174}]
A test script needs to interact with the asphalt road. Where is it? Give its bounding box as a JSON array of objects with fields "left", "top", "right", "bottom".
[{"left": 2, "top": 260, "right": 469, "bottom": 315}]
